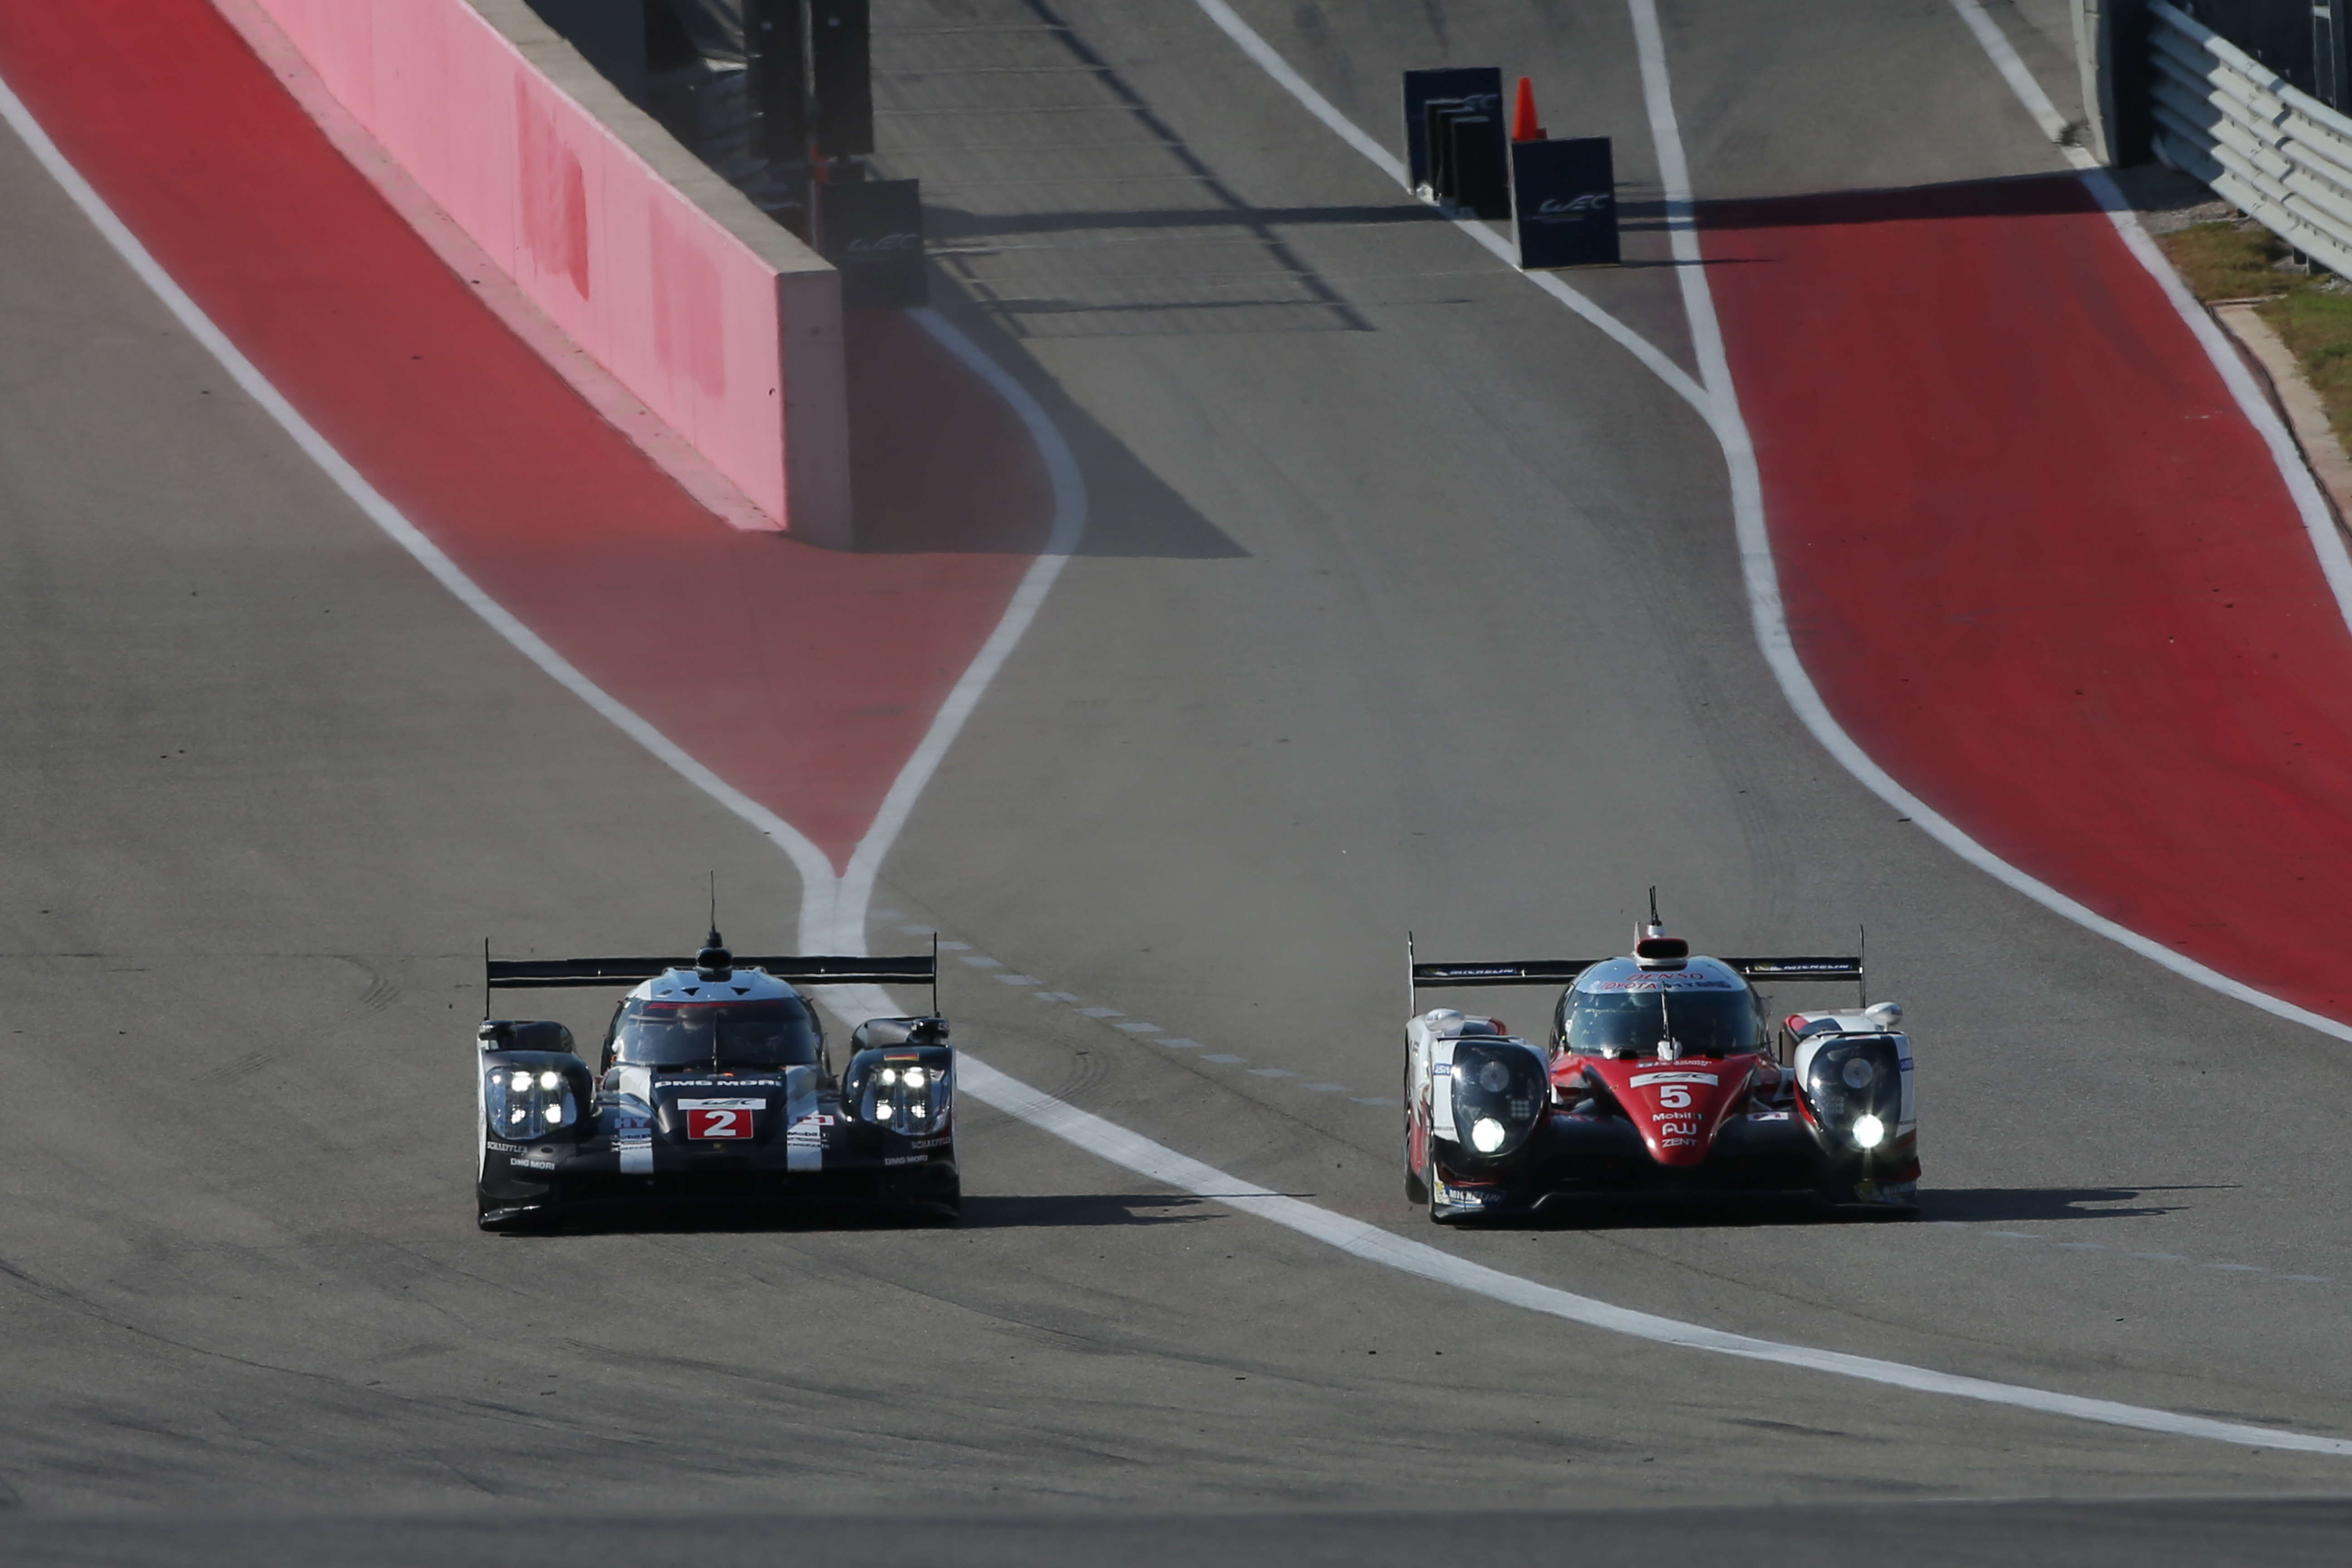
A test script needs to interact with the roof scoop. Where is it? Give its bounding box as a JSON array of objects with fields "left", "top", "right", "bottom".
[
  {"left": 1634, "top": 935, "right": 1689, "bottom": 969},
  {"left": 696, "top": 925, "right": 734, "bottom": 982}
]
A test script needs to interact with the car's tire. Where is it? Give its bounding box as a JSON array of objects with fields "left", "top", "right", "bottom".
[
  {"left": 1402, "top": 1055, "right": 1431, "bottom": 1205},
  {"left": 1425, "top": 1143, "right": 1456, "bottom": 1226}
]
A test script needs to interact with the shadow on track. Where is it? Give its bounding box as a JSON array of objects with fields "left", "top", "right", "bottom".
[
  {"left": 1919, "top": 1184, "right": 2230, "bottom": 1223},
  {"left": 489, "top": 1192, "right": 1214, "bottom": 1236}
]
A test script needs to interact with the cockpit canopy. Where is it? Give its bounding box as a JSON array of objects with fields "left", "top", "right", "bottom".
[
  {"left": 1552, "top": 956, "right": 1764, "bottom": 1058},
  {"left": 605, "top": 996, "right": 823, "bottom": 1070}
]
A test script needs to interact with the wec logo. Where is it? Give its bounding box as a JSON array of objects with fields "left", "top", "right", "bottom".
[
  {"left": 1536, "top": 193, "right": 1613, "bottom": 216},
  {"left": 847, "top": 232, "right": 921, "bottom": 254}
]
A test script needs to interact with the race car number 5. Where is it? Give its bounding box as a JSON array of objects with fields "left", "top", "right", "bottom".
[
  {"left": 1657, "top": 1085, "right": 1693, "bottom": 1110},
  {"left": 686, "top": 1108, "right": 753, "bottom": 1139}
]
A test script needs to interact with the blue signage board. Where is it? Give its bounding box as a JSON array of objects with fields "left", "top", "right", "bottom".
[
  {"left": 1510, "top": 137, "right": 1619, "bottom": 269},
  {"left": 1401, "top": 67, "right": 1503, "bottom": 190}
]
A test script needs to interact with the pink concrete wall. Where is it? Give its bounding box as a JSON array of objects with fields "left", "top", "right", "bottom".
[{"left": 246, "top": 0, "right": 850, "bottom": 543}]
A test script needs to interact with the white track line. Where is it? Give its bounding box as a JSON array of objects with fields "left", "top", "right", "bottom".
[
  {"left": 1193, "top": 0, "right": 2352, "bottom": 1044},
  {"left": 1933, "top": 0, "right": 2352, "bottom": 1039},
  {"left": 822, "top": 308, "right": 1087, "bottom": 948},
  {"left": 0, "top": 69, "right": 851, "bottom": 917},
  {"left": 1186, "top": 0, "right": 1709, "bottom": 417},
  {"left": 1157, "top": 0, "right": 2352, "bottom": 1451},
  {"left": 1949, "top": 0, "right": 2352, "bottom": 632},
  {"left": 951, "top": 1053, "right": 2352, "bottom": 1456},
  {"left": 24, "top": 20, "right": 2344, "bottom": 1458}
]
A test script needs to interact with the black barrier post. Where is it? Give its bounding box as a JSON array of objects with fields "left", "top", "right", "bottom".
[
  {"left": 811, "top": 0, "right": 875, "bottom": 157},
  {"left": 747, "top": 0, "right": 809, "bottom": 162},
  {"left": 1441, "top": 112, "right": 1510, "bottom": 218},
  {"left": 1423, "top": 100, "right": 1467, "bottom": 198},
  {"left": 1401, "top": 67, "right": 1502, "bottom": 192},
  {"left": 818, "top": 178, "right": 927, "bottom": 309},
  {"left": 1509, "top": 137, "right": 1618, "bottom": 270}
]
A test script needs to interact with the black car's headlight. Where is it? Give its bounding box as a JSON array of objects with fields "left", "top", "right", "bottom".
[
  {"left": 1801, "top": 1036, "right": 1905, "bottom": 1152},
  {"left": 845, "top": 1046, "right": 953, "bottom": 1135},
  {"left": 1443, "top": 1041, "right": 1548, "bottom": 1158},
  {"left": 483, "top": 1062, "right": 579, "bottom": 1142}
]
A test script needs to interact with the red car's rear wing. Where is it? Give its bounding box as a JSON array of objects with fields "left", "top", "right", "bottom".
[
  {"left": 1409, "top": 956, "right": 1861, "bottom": 986},
  {"left": 1408, "top": 951, "right": 1867, "bottom": 1008}
]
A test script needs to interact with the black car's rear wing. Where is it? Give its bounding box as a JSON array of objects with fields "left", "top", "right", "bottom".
[
  {"left": 482, "top": 943, "right": 939, "bottom": 1017},
  {"left": 486, "top": 954, "right": 936, "bottom": 989}
]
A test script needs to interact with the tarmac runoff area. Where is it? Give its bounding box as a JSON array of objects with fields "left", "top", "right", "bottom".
[{"left": 0, "top": 0, "right": 2350, "bottom": 1561}]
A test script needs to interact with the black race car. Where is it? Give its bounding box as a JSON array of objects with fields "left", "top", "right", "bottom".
[{"left": 474, "top": 930, "right": 958, "bottom": 1229}]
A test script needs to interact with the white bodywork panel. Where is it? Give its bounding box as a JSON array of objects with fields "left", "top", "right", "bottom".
[
  {"left": 1789, "top": 1010, "right": 1916, "bottom": 1133},
  {"left": 1407, "top": 1009, "right": 1542, "bottom": 1146}
]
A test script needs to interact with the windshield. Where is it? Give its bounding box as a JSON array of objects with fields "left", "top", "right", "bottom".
[
  {"left": 1563, "top": 986, "right": 1761, "bottom": 1057},
  {"left": 608, "top": 999, "right": 821, "bottom": 1069}
]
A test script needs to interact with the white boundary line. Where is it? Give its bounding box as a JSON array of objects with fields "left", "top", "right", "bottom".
[
  {"left": 1193, "top": 0, "right": 2352, "bottom": 1045},
  {"left": 1629, "top": 0, "right": 2352, "bottom": 1054},
  {"left": 1948, "top": 0, "right": 2352, "bottom": 631},
  {"left": 1159, "top": 0, "right": 2352, "bottom": 1450},
  {"left": 820, "top": 308, "right": 1088, "bottom": 950},
  {"left": 0, "top": 55, "right": 1087, "bottom": 964},
  {"left": 944, "top": 1053, "right": 2352, "bottom": 1455},
  {"left": 1187, "top": 0, "right": 1710, "bottom": 417},
  {"left": 17, "top": 18, "right": 2347, "bottom": 1458},
  {"left": 1936, "top": 0, "right": 2352, "bottom": 1038}
]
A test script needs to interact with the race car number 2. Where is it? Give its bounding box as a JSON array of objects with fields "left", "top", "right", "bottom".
[{"left": 680, "top": 1098, "right": 761, "bottom": 1140}]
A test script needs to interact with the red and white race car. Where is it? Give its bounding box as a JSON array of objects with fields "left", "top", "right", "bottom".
[{"left": 1403, "top": 908, "right": 1918, "bottom": 1221}]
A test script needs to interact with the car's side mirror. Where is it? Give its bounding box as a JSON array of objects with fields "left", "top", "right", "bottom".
[{"left": 477, "top": 1019, "right": 577, "bottom": 1055}]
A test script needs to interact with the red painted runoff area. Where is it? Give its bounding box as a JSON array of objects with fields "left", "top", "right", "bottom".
[
  {"left": 0, "top": 0, "right": 1049, "bottom": 872},
  {"left": 1708, "top": 177, "right": 2352, "bottom": 1022}
]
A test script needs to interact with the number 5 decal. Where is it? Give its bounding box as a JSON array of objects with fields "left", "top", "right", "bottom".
[{"left": 1658, "top": 1085, "right": 1693, "bottom": 1110}]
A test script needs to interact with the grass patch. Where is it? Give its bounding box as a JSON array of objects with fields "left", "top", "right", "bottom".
[
  {"left": 2263, "top": 292, "right": 2352, "bottom": 449},
  {"left": 2160, "top": 219, "right": 2352, "bottom": 447},
  {"left": 2160, "top": 220, "right": 2289, "bottom": 300}
]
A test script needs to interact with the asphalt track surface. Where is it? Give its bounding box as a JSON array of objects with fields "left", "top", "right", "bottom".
[{"left": 4, "top": 0, "right": 2352, "bottom": 1562}]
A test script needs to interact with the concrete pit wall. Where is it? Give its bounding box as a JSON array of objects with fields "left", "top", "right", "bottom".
[{"left": 246, "top": 0, "right": 850, "bottom": 544}]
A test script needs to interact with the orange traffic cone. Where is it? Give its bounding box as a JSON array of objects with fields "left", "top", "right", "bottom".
[{"left": 1511, "top": 76, "right": 1545, "bottom": 142}]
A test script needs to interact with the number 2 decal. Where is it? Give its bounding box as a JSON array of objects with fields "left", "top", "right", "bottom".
[{"left": 686, "top": 1108, "right": 751, "bottom": 1139}]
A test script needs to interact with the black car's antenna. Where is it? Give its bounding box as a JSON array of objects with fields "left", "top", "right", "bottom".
[
  {"left": 931, "top": 931, "right": 940, "bottom": 1019},
  {"left": 1646, "top": 885, "right": 1663, "bottom": 936},
  {"left": 1858, "top": 923, "right": 1869, "bottom": 1008},
  {"left": 707, "top": 869, "right": 720, "bottom": 949},
  {"left": 482, "top": 936, "right": 491, "bottom": 1021}
]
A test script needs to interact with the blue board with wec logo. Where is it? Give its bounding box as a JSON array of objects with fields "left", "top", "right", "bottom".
[
  {"left": 818, "top": 177, "right": 927, "bottom": 310},
  {"left": 1510, "top": 137, "right": 1619, "bottom": 270}
]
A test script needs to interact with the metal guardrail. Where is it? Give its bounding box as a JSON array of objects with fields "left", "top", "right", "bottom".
[{"left": 2148, "top": 0, "right": 2352, "bottom": 276}]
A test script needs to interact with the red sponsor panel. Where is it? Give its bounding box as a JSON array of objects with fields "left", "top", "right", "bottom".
[
  {"left": 0, "top": 0, "right": 1053, "bottom": 873},
  {"left": 1707, "top": 177, "right": 2352, "bottom": 1024},
  {"left": 1579, "top": 1057, "right": 1761, "bottom": 1167}
]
